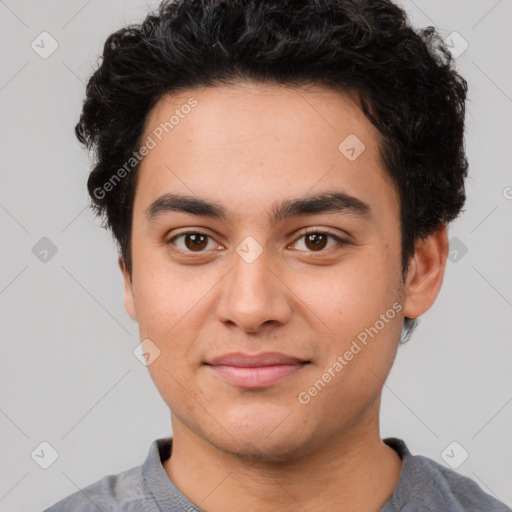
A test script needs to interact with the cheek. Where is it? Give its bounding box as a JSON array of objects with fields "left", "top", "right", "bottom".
[
  {"left": 131, "top": 244, "right": 196, "bottom": 333},
  {"left": 294, "top": 245, "right": 403, "bottom": 389},
  {"left": 296, "top": 248, "right": 400, "bottom": 331},
  {"left": 130, "top": 246, "right": 223, "bottom": 380}
]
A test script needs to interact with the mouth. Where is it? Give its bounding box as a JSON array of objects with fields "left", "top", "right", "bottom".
[{"left": 204, "top": 352, "right": 311, "bottom": 389}]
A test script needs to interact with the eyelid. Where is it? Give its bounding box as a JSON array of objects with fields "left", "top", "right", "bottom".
[
  {"left": 287, "top": 228, "right": 347, "bottom": 251},
  {"left": 166, "top": 229, "right": 223, "bottom": 251},
  {"left": 293, "top": 227, "right": 347, "bottom": 240},
  {"left": 165, "top": 227, "right": 348, "bottom": 253}
]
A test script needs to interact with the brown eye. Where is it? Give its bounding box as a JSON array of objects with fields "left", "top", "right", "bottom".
[
  {"left": 166, "top": 232, "right": 217, "bottom": 253},
  {"left": 290, "top": 231, "right": 345, "bottom": 253},
  {"left": 184, "top": 233, "right": 208, "bottom": 251},
  {"left": 304, "top": 233, "right": 328, "bottom": 251}
]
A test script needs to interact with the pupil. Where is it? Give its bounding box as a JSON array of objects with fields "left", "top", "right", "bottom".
[
  {"left": 187, "top": 234, "right": 207, "bottom": 250},
  {"left": 307, "top": 233, "right": 327, "bottom": 250}
]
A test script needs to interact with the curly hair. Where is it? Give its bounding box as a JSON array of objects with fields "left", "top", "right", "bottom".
[{"left": 75, "top": 0, "right": 468, "bottom": 342}]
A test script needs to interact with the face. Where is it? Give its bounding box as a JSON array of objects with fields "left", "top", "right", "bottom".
[{"left": 121, "top": 82, "right": 433, "bottom": 461}]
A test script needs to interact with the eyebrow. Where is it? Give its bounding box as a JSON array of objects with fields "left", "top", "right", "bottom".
[{"left": 145, "top": 191, "right": 372, "bottom": 225}]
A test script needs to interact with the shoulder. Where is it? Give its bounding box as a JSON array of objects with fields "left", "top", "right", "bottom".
[
  {"left": 383, "top": 438, "right": 511, "bottom": 512},
  {"left": 411, "top": 454, "right": 510, "bottom": 511},
  {"left": 43, "top": 437, "right": 173, "bottom": 511},
  {"left": 43, "top": 465, "right": 150, "bottom": 512}
]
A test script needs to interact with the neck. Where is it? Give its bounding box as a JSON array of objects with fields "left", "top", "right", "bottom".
[{"left": 163, "top": 404, "right": 402, "bottom": 512}]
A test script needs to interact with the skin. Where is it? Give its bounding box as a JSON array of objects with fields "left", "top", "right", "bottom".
[{"left": 120, "top": 81, "right": 448, "bottom": 511}]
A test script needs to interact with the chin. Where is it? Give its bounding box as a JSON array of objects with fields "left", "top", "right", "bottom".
[
  {"left": 232, "top": 433, "right": 318, "bottom": 464},
  {"left": 205, "top": 416, "right": 316, "bottom": 463}
]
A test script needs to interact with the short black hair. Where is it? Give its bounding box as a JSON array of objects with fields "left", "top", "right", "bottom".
[{"left": 76, "top": 0, "right": 468, "bottom": 341}]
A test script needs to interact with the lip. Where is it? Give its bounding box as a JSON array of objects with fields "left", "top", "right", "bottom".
[
  {"left": 204, "top": 351, "right": 310, "bottom": 388},
  {"left": 206, "top": 351, "right": 308, "bottom": 367}
]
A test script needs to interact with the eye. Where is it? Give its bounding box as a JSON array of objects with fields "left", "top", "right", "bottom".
[
  {"left": 290, "top": 230, "right": 346, "bottom": 252},
  {"left": 166, "top": 231, "right": 221, "bottom": 253},
  {"left": 165, "top": 229, "right": 347, "bottom": 255}
]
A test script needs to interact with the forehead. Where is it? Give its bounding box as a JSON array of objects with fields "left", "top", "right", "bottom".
[
  {"left": 142, "top": 82, "right": 377, "bottom": 155},
  {"left": 134, "top": 82, "right": 399, "bottom": 225}
]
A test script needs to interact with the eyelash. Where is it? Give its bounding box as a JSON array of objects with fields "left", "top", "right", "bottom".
[{"left": 165, "top": 229, "right": 347, "bottom": 255}]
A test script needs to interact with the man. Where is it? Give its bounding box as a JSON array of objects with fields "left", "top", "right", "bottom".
[{"left": 45, "top": 0, "right": 510, "bottom": 510}]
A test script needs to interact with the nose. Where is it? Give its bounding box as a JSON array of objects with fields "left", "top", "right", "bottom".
[{"left": 215, "top": 245, "right": 292, "bottom": 334}]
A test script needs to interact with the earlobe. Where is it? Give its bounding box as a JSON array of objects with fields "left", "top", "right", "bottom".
[
  {"left": 402, "top": 224, "right": 449, "bottom": 320},
  {"left": 119, "top": 256, "right": 138, "bottom": 322}
]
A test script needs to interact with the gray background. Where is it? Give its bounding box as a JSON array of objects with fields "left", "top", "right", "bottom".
[{"left": 1, "top": 0, "right": 511, "bottom": 510}]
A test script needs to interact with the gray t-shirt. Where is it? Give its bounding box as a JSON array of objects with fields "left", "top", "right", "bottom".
[{"left": 44, "top": 437, "right": 510, "bottom": 511}]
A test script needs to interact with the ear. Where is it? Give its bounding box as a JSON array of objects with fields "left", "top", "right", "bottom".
[
  {"left": 402, "top": 224, "right": 449, "bottom": 320},
  {"left": 119, "top": 256, "right": 137, "bottom": 321}
]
